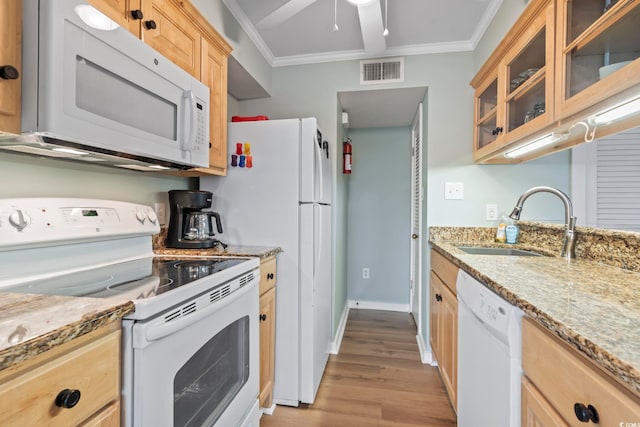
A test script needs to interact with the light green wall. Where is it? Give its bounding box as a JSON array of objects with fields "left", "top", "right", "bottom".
[
  {"left": 0, "top": 152, "right": 195, "bottom": 206},
  {"left": 346, "top": 127, "right": 412, "bottom": 305}
]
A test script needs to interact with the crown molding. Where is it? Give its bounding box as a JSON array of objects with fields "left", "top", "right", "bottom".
[{"left": 469, "top": 0, "right": 504, "bottom": 49}]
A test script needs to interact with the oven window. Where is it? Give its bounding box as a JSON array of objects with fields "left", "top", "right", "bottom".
[
  {"left": 173, "top": 316, "right": 250, "bottom": 427},
  {"left": 75, "top": 55, "right": 177, "bottom": 140}
]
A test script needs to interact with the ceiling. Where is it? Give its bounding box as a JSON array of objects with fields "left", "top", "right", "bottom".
[
  {"left": 223, "top": 0, "right": 504, "bottom": 129},
  {"left": 223, "top": 0, "right": 503, "bottom": 66}
]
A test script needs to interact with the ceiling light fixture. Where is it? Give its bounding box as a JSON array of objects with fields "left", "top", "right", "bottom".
[
  {"left": 74, "top": 5, "right": 119, "bottom": 31},
  {"left": 587, "top": 95, "right": 640, "bottom": 126},
  {"left": 52, "top": 147, "right": 89, "bottom": 156},
  {"left": 503, "top": 132, "right": 570, "bottom": 159},
  {"left": 346, "top": 0, "right": 376, "bottom": 5},
  {"left": 383, "top": 0, "right": 389, "bottom": 36}
]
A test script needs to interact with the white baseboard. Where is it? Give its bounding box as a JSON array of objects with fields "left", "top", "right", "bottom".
[
  {"left": 272, "top": 398, "right": 299, "bottom": 407},
  {"left": 260, "top": 404, "right": 276, "bottom": 416},
  {"left": 347, "top": 299, "right": 410, "bottom": 312},
  {"left": 330, "top": 303, "right": 349, "bottom": 354},
  {"left": 415, "top": 334, "right": 433, "bottom": 364}
]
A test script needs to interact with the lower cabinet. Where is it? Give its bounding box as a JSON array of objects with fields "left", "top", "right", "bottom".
[
  {"left": 0, "top": 323, "right": 121, "bottom": 427},
  {"left": 522, "top": 317, "right": 640, "bottom": 426},
  {"left": 429, "top": 249, "right": 459, "bottom": 410},
  {"left": 259, "top": 255, "right": 277, "bottom": 410}
]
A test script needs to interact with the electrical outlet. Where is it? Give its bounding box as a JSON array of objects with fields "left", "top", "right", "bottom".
[
  {"left": 362, "top": 267, "right": 370, "bottom": 279},
  {"left": 486, "top": 204, "right": 498, "bottom": 221},
  {"left": 444, "top": 182, "right": 464, "bottom": 200},
  {"left": 154, "top": 202, "right": 166, "bottom": 226}
]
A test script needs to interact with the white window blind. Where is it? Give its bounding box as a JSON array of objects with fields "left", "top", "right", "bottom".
[{"left": 594, "top": 127, "right": 640, "bottom": 231}]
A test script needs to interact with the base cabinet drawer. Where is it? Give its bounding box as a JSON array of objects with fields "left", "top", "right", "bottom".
[
  {"left": 522, "top": 318, "right": 640, "bottom": 426},
  {"left": 0, "top": 328, "right": 121, "bottom": 427}
]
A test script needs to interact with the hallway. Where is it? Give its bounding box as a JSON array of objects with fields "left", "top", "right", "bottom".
[{"left": 260, "top": 309, "right": 457, "bottom": 427}]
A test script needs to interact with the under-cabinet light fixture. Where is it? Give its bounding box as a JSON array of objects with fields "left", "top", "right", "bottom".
[
  {"left": 504, "top": 132, "right": 570, "bottom": 159},
  {"left": 74, "top": 5, "right": 119, "bottom": 31},
  {"left": 587, "top": 95, "right": 640, "bottom": 126},
  {"left": 52, "top": 147, "right": 89, "bottom": 156}
]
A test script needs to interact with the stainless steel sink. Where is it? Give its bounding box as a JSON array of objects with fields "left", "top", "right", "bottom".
[{"left": 456, "top": 246, "right": 543, "bottom": 256}]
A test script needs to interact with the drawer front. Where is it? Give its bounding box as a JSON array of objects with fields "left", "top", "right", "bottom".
[
  {"left": 430, "top": 249, "right": 459, "bottom": 294},
  {"left": 260, "top": 256, "right": 277, "bottom": 295},
  {"left": 0, "top": 331, "right": 120, "bottom": 427},
  {"left": 522, "top": 318, "right": 640, "bottom": 426},
  {"left": 78, "top": 401, "right": 120, "bottom": 427}
]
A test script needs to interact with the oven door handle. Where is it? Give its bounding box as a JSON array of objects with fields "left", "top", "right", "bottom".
[{"left": 139, "top": 282, "right": 254, "bottom": 345}]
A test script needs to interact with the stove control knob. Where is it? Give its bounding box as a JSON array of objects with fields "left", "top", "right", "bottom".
[
  {"left": 9, "top": 209, "right": 30, "bottom": 231},
  {"left": 147, "top": 210, "right": 158, "bottom": 224},
  {"left": 135, "top": 210, "right": 146, "bottom": 224}
]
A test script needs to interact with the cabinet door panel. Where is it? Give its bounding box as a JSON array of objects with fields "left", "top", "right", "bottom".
[
  {"left": 259, "top": 287, "right": 276, "bottom": 409},
  {"left": 142, "top": 0, "right": 201, "bottom": 78},
  {"left": 201, "top": 37, "right": 228, "bottom": 174},
  {"left": 0, "top": 0, "right": 21, "bottom": 134},
  {"left": 521, "top": 377, "right": 569, "bottom": 427}
]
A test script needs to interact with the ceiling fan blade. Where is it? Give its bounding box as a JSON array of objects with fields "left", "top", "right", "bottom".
[
  {"left": 357, "top": 0, "right": 386, "bottom": 54},
  {"left": 256, "top": 0, "right": 320, "bottom": 29}
]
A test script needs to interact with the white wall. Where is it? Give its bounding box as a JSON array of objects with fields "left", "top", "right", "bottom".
[{"left": 346, "top": 127, "right": 412, "bottom": 307}]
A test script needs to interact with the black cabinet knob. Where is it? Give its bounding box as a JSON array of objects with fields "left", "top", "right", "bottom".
[
  {"left": 55, "top": 389, "right": 81, "bottom": 409},
  {"left": 260, "top": 314, "right": 267, "bottom": 322},
  {"left": 144, "top": 20, "right": 157, "bottom": 30},
  {"left": 435, "top": 293, "right": 442, "bottom": 302},
  {"left": 0, "top": 65, "right": 19, "bottom": 80},
  {"left": 574, "top": 402, "right": 599, "bottom": 423},
  {"left": 130, "top": 9, "right": 144, "bottom": 20},
  {"left": 267, "top": 273, "right": 274, "bottom": 280}
]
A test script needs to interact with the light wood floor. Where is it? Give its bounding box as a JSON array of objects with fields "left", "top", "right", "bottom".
[{"left": 260, "top": 309, "right": 457, "bottom": 427}]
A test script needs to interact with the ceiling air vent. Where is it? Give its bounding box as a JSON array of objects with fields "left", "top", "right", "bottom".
[{"left": 360, "top": 57, "right": 404, "bottom": 85}]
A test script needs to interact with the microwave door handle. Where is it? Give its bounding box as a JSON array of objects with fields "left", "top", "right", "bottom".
[{"left": 182, "top": 90, "right": 196, "bottom": 152}]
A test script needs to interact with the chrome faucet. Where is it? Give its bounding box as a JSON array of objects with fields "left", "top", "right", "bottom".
[{"left": 509, "top": 186, "right": 577, "bottom": 260}]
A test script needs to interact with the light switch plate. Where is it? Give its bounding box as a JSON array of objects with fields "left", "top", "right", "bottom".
[
  {"left": 486, "top": 204, "right": 498, "bottom": 221},
  {"left": 444, "top": 182, "right": 464, "bottom": 200}
]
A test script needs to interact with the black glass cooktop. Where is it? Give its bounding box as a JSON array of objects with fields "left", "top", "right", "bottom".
[{"left": 3, "top": 256, "right": 248, "bottom": 300}]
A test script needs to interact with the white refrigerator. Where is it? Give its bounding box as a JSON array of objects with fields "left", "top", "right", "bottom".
[{"left": 200, "top": 117, "right": 332, "bottom": 406}]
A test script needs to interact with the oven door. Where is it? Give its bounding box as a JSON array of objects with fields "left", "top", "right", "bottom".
[{"left": 122, "top": 279, "right": 259, "bottom": 427}]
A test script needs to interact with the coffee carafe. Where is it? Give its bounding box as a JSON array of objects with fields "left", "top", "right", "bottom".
[{"left": 166, "top": 190, "right": 226, "bottom": 249}]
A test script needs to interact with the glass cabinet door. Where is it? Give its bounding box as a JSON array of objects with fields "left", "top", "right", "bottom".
[
  {"left": 502, "top": 0, "right": 555, "bottom": 143},
  {"left": 558, "top": 0, "right": 640, "bottom": 118},
  {"left": 474, "top": 76, "right": 501, "bottom": 158}
]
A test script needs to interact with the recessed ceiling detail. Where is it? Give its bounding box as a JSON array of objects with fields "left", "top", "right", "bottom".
[{"left": 223, "top": 0, "right": 504, "bottom": 66}]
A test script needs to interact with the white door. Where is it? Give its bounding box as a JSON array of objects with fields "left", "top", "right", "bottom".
[{"left": 410, "top": 103, "right": 423, "bottom": 330}]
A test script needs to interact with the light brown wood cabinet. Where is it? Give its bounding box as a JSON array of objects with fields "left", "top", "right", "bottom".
[
  {"left": 88, "top": 0, "right": 232, "bottom": 176},
  {"left": 0, "top": 0, "right": 22, "bottom": 135},
  {"left": 429, "top": 249, "right": 459, "bottom": 411},
  {"left": 471, "top": 0, "right": 555, "bottom": 163},
  {"left": 521, "top": 317, "right": 640, "bottom": 426},
  {"left": 472, "top": 0, "right": 640, "bottom": 163},
  {"left": 0, "top": 323, "right": 121, "bottom": 427},
  {"left": 259, "top": 255, "right": 277, "bottom": 410}
]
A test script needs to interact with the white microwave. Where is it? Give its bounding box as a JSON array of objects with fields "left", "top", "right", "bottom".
[{"left": 8, "top": 0, "right": 210, "bottom": 171}]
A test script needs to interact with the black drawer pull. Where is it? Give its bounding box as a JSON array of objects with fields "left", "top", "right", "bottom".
[
  {"left": 260, "top": 314, "right": 267, "bottom": 322},
  {"left": 55, "top": 389, "right": 81, "bottom": 409},
  {"left": 144, "top": 20, "right": 157, "bottom": 30},
  {"left": 130, "top": 9, "right": 143, "bottom": 20},
  {"left": 267, "top": 273, "right": 274, "bottom": 280},
  {"left": 574, "top": 402, "right": 598, "bottom": 423},
  {"left": 0, "top": 65, "right": 19, "bottom": 80}
]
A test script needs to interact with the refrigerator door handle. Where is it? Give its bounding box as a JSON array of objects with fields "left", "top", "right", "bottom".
[
  {"left": 313, "top": 203, "right": 322, "bottom": 278},
  {"left": 314, "top": 133, "right": 324, "bottom": 201}
]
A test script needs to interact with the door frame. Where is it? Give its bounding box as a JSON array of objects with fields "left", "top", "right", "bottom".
[{"left": 409, "top": 102, "right": 423, "bottom": 333}]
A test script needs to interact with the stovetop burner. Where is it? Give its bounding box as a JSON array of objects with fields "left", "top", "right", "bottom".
[{"left": 3, "top": 256, "right": 248, "bottom": 300}]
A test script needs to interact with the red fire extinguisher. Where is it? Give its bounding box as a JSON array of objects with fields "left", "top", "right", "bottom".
[{"left": 343, "top": 139, "right": 352, "bottom": 174}]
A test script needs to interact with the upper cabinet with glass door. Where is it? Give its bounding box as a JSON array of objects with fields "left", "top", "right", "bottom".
[
  {"left": 471, "top": 0, "right": 555, "bottom": 162},
  {"left": 556, "top": 0, "right": 640, "bottom": 119}
]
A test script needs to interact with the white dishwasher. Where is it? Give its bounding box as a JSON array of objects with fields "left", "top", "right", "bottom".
[{"left": 456, "top": 270, "right": 523, "bottom": 427}]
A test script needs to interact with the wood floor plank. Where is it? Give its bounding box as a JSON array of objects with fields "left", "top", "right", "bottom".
[{"left": 260, "top": 309, "right": 457, "bottom": 427}]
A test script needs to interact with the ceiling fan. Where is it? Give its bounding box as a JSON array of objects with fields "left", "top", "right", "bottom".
[{"left": 256, "top": 0, "right": 387, "bottom": 54}]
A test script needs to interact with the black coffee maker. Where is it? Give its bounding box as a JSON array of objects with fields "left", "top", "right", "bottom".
[{"left": 166, "top": 190, "right": 225, "bottom": 249}]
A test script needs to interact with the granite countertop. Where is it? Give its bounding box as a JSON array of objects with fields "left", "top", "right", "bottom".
[
  {"left": 0, "top": 294, "right": 133, "bottom": 372},
  {"left": 430, "top": 237, "right": 640, "bottom": 395},
  {"left": 154, "top": 245, "right": 282, "bottom": 260}
]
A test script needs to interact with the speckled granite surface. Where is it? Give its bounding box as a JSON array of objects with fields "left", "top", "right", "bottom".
[
  {"left": 430, "top": 224, "right": 640, "bottom": 395},
  {"left": 152, "top": 229, "right": 282, "bottom": 259},
  {"left": 0, "top": 294, "right": 133, "bottom": 371}
]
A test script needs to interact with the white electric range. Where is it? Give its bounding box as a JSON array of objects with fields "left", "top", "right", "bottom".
[{"left": 0, "top": 198, "right": 261, "bottom": 427}]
